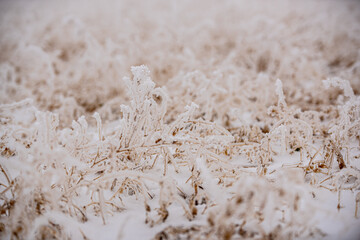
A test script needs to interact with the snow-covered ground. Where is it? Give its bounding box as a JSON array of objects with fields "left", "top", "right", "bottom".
[{"left": 1, "top": 0, "right": 360, "bottom": 239}]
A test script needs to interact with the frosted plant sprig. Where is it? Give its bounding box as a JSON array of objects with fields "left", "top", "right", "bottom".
[{"left": 323, "top": 78, "right": 360, "bottom": 147}]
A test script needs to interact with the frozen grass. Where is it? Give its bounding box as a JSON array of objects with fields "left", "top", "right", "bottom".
[{"left": 1, "top": 0, "right": 360, "bottom": 239}]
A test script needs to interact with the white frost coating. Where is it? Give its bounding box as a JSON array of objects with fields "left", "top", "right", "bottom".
[
  {"left": 323, "top": 78, "right": 355, "bottom": 100},
  {"left": 0, "top": 0, "right": 360, "bottom": 239},
  {"left": 93, "top": 112, "right": 102, "bottom": 141},
  {"left": 275, "top": 79, "right": 287, "bottom": 108}
]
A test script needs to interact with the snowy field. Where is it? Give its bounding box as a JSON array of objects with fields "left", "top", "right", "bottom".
[{"left": 1, "top": 0, "right": 360, "bottom": 239}]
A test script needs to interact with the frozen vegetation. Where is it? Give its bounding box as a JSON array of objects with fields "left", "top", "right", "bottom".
[{"left": 0, "top": 0, "right": 360, "bottom": 239}]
